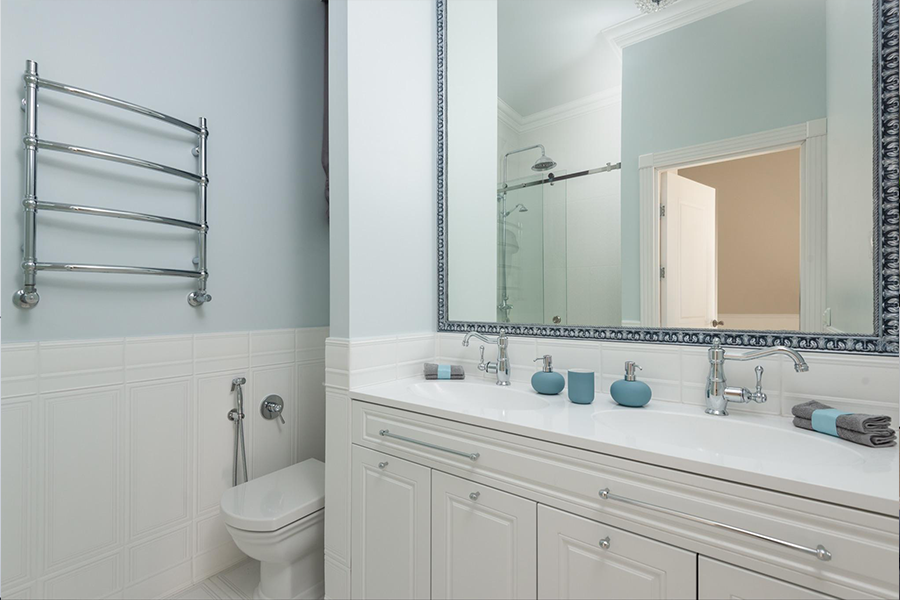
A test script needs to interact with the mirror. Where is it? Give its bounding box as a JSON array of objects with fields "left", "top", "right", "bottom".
[{"left": 442, "top": 0, "right": 887, "bottom": 343}]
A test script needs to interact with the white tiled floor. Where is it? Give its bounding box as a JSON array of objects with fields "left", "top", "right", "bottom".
[{"left": 167, "top": 560, "right": 260, "bottom": 600}]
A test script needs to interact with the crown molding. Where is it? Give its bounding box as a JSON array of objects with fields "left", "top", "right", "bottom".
[
  {"left": 498, "top": 87, "right": 621, "bottom": 134},
  {"left": 602, "top": 0, "right": 752, "bottom": 58}
]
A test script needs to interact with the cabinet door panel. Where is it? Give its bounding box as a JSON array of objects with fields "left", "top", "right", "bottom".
[
  {"left": 538, "top": 505, "right": 696, "bottom": 600},
  {"left": 432, "top": 470, "right": 536, "bottom": 599},
  {"left": 698, "top": 557, "right": 838, "bottom": 599},
  {"left": 352, "top": 445, "right": 431, "bottom": 600}
]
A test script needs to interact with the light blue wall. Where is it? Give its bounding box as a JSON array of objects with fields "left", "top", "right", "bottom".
[
  {"left": 1, "top": 0, "right": 329, "bottom": 342},
  {"left": 329, "top": 0, "right": 437, "bottom": 340},
  {"left": 620, "top": 0, "right": 826, "bottom": 322}
]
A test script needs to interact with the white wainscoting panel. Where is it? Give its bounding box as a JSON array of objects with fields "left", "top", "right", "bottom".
[{"left": 0, "top": 327, "right": 328, "bottom": 600}]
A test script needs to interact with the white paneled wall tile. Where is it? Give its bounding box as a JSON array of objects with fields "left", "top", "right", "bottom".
[
  {"left": 324, "top": 339, "right": 350, "bottom": 372},
  {"left": 44, "top": 387, "right": 123, "bottom": 573},
  {"left": 2, "top": 327, "right": 328, "bottom": 600},
  {"left": 194, "top": 333, "right": 249, "bottom": 375},
  {"left": 396, "top": 334, "right": 436, "bottom": 364},
  {"left": 41, "top": 549, "right": 122, "bottom": 600},
  {"left": 127, "top": 526, "right": 191, "bottom": 584},
  {"left": 348, "top": 365, "right": 399, "bottom": 388},
  {"left": 782, "top": 354, "right": 899, "bottom": 404},
  {"left": 250, "top": 329, "right": 295, "bottom": 367},
  {"left": 250, "top": 365, "right": 296, "bottom": 478},
  {"left": 297, "top": 362, "right": 327, "bottom": 463},
  {"left": 124, "top": 561, "right": 192, "bottom": 600},
  {"left": 39, "top": 339, "right": 125, "bottom": 393},
  {"left": 125, "top": 337, "right": 193, "bottom": 383},
  {"left": 1, "top": 343, "right": 39, "bottom": 398},
  {"left": 348, "top": 338, "right": 397, "bottom": 371},
  {"left": 296, "top": 327, "right": 329, "bottom": 364},
  {"left": 128, "top": 380, "right": 192, "bottom": 540},
  {"left": 195, "top": 512, "right": 236, "bottom": 555},
  {"left": 2, "top": 399, "right": 35, "bottom": 590}
]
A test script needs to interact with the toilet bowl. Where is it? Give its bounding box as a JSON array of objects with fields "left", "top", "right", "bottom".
[{"left": 221, "top": 458, "right": 325, "bottom": 600}]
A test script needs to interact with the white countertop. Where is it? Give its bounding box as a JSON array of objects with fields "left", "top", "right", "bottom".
[{"left": 350, "top": 376, "right": 899, "bottom": 517}]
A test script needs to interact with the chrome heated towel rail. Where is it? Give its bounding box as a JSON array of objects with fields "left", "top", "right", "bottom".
[{"left": 13, "top": 59, "right": 211, "bottom": 309}]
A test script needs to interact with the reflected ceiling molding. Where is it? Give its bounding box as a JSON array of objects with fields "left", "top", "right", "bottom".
[
  {"left": 602, "top": 0, "right": 753, "bottom": 59},
  {"left": 497, "top": 87, "right": 622, "bottom": 134}
]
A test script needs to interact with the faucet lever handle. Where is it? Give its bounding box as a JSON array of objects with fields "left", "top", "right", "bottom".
[{"left": 750, "top": 365, "right": 767, "bottom": 403}]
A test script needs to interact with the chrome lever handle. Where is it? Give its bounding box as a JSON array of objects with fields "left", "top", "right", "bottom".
[{"left": 750, "top": 365, "right": 767, "bottom": 403}]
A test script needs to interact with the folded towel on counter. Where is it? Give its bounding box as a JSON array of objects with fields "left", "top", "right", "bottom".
[
  {"left": 791, "top": 400, "right": 892, "bottom": 433},
  {"left": 792, "top": 417, "right": 896, "bottom": 447},
  {"left": 424, "top": 363, "right": 465, "bottom": 380}
]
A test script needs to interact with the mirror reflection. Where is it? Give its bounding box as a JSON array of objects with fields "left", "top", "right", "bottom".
[{"left": 447, "top": 0, "right": 875, "bottom": 334}]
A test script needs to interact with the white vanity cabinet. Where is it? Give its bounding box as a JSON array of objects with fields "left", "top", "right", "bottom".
[
  {"left": 348, "top": 399, "right": 899, "bottom": 600},
  {"left": 431, "top": 471, "right": 537, "bottom": 599},
  {"left": 698, "top": 557, "right": 838, "bottom": 599},
  {"left": 351, "top": 445, "right": 432, "bottom": 599},
  {"left": 538, "top": 505, "right": 696, "bottom": 599}
]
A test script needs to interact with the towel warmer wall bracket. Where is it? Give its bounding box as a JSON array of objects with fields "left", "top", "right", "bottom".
[{"left": 12, "top": 59, "right": 211, "bottom": 309}]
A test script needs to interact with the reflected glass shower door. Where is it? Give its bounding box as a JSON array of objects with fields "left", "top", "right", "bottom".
[{"left": 497, "top": 173, "right": 567, "bottom": 324}]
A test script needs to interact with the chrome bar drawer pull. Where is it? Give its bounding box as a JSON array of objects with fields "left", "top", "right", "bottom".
[
  {"left": 598, "top": 488, "right": 831, "bottom": 561},
  {"left": 378, "top": 429, "right": 480, "bottom": 461},
  {"left": 599, "top": 536, "right": 610, "bottom": 550}
]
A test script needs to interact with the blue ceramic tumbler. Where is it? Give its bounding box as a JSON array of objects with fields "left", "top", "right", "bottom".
[{"left": 567, "top": 369, "right": 595, "bottom": 404}]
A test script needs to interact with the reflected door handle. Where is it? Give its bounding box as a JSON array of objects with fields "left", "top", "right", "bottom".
[{"left": 712, "top": 319, "right": 725, "bottom": 327}]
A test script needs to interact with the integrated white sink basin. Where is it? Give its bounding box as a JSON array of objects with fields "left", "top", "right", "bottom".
[
  {"left": 407, "top": 381, "right": 550, "bottom": 411},
  {"left": 594, "top": 409, "right": 865, "bottom": 468}
]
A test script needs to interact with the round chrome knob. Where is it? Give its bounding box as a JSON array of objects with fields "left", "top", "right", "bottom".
[
  {"left": 378, "top": 461, "right": 388, "bottom": 469},
  {"left": 599, "top": 536, "right": 611, "bottom": 550},
  {"left": 469, "top": 491, "right": 480, "bottom": 501}
]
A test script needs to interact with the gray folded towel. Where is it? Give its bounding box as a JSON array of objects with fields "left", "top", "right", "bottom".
[
  {"left": 792, "top": 417, "right": 896, "bottom": 447},
  {"left": 424, "top": 363, "right": 465, "bottom": 380},
  {"left": 791, "top": 400, "right": 892, "bottom": 434}
]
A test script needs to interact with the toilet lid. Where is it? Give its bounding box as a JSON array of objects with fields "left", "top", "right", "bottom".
[{"left": 220, "top": 458, "right": 325, "bottom": 532}]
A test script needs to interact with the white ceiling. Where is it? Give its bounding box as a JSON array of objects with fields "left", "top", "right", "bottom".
[{"left": 498, "top": 0, "right": 638, "bottom": 117}]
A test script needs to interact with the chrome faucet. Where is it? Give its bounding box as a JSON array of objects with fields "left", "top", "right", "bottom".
[
  {"left": 462, "top": 329, "right": 511, "bottom": 386},
  {"left": 705, "top": 339, "right": 808, "bottom": 416}
]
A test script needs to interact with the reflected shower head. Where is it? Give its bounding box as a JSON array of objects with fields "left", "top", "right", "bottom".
[
  {"left": 532, "top": 153, "right": 557, "bottom": 171},
  {"left": 502, "top": 203, "right": 528, "bottom": 217}
]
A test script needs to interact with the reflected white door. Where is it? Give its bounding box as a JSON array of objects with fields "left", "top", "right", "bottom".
[
  {"left": 431, "top": 471, "right": 537, "bottom": 599},
  {"left": 661, "top": 172, "right": 717, "bottom": 328}
]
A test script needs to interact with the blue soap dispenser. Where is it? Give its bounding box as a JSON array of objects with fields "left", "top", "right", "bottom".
[
  {"left": 610, "top": 361, "right": 652, "bottom": 407},
  {"left": 531, "top": 355, "right": 565, "bottom": 395}
]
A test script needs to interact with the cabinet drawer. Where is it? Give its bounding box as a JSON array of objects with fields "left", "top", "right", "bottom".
[
  {"left": 538, "top": 505, "right": 696, "bottom": 599},
  {"left": 352, "top": 400, "right": 898, "bottom": 599},
  {"left": 699, "top": 557, "right": 838, "bottom": 599}
]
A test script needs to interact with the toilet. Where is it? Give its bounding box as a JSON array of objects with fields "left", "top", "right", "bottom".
[{"left": 220, "top": 458, "right": 325, "bottom": 600}]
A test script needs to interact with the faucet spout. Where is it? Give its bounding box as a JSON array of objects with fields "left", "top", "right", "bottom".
[
  {"left": 462, "top": 331, "right": 495, "bottom": 347},
  {"left": 726, "top": 346, "right": 809, "bottom": 373}
]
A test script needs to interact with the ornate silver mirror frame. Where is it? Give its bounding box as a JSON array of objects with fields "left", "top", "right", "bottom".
[{"left": 436, "top": 0, "right": 898, "bottom": 355}]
